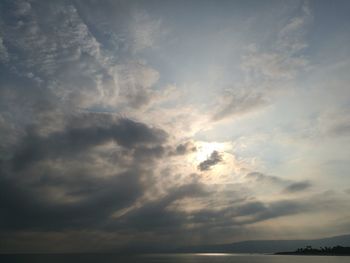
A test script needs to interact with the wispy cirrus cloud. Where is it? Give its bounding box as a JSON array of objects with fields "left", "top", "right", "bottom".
[{"left": 212, "top": 2, "right": 312, "bottom": 122}]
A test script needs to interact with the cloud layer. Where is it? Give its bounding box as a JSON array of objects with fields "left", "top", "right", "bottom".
[{"left": 1, "top": 0, "right": 350, "bottom": 253}]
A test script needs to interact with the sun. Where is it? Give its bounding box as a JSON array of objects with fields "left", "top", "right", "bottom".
[{"left": 194, "top": 141, "right": 227, "bottom": 163}]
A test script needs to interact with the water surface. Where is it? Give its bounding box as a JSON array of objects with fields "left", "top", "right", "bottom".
[{"left": 1, "top": 253, "right": 349, "bottom": 263}]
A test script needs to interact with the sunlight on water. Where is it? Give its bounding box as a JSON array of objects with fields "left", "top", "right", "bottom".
[{"left": 195, "top": 253, "right": 233, "bottom": 256}]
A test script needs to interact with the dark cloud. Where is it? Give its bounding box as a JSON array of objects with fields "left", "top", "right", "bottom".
[
  {"left": 175, "top": 142, "right": 196, "bottom": 155},
  {"left": 246, "top": 200, "right": 307, "bottom": 223},
  {"left": 0, "top": 109, "right": 169, "bottom": 232},
  {"left": 133, "top": 145, "right": 166, "bottom": 162},
  {"left": 123, "top": 84, "right": 154, "bottom": 109},
  {"left": 197, "top": 151, "right": 223, "bottom": 171},
  {"left": 0, "top": 169, "right": 142, "bottom": 231},
  {"left": 328, "top": 123, "right": 350, "bottom": 136},
  {"left": 169, "top": 141, "right": 196, "bottom": 156},
  {"left": 12, "top": 116, "right": 167, "bottom": 171},
  {"left": 246, "top": 172, "right": 313, "bottom": 195},
  {"left": 245, "top": 171, "right": 288, "bottom": 185},
  {"left": 181, "top": 198, "right": 309, "bottom": 230},
  {"left": 283, "top": 181, "right": 312, "bottom": 193},
  {"left": 117, "top": 183, "right": 206, "bottom": 231},
  {"left": 0, "top": 0, "right": 185, "bottom": 250},
  {"left": 108, "top": 184, "right": 312, "bottom": 238}
]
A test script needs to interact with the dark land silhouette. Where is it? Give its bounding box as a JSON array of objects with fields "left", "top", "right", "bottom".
[
  {"left": 275, "top": 245, "right": 350, "bottom": 256},
  {"left": 175, "top": 234, "right": 350, "bottom": 254}
]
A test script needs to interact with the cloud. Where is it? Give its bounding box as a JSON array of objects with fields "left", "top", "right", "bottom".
[
  {"left": 170, "top": 141, "right": 197, "bottom": 156},
  {"left": 211, "top": 2, "right": 312, "bottom": 124},
  {"left": 283, "top": 181, "right": 312, "bottom": 193},
  {"left": 246, "top": 172, "right": 313, "bottom": 196},
  {"left": 117, "top": 183, "right": 206, "bottom": 231},
  {"left": 0, "top": 0, "right": 349, "bottom": 253},
  {"left": 241, "top": 49, "right": 309, "bottom": 80},
  {"left": 0, "top": 169, "right": 142, "bottom": 231},
  {"left": 0, "top": 0, "right": 110, "bottom": 114},
  {"left": 130, "top": 10, "right": 161, "bottom": 52},
  {"left": 197, "top": 151, "right": 223, "bottom": 171},
  {"left": 245, "top": 172, "right": 288, "bottom": 185},
  {"left": 212, "top": 90, "right": 269, "bottom": 121},
  {"left": 0, "top": 1, "right": 101, "bottom": 75},
  {"left": 0, "top": 0, "right": 164, "bottom": 114},
  {"left": 12, "top": 115, "right": 167, "bottom": 171},
  {"left": 242, "top": 1, "right": 311, "bottom": 80},
  {"left": 113, "top": 61, "right": 160, "bottom": 109},
  {"left": 180, "top": 198, "right": 310, "bottom": 229},
  {"left": 318, "top": 109, "right": 350, "bottom": 137},
  {"left": 277, "top": 1, "right": 312, "bottom": 53},
  {"left": 0, "top": 37, "right": 9, "bottom": 62},
  {"left": 0, "top": 1, "right": 172, "bottom": 241},
  {"left": 0, "top": 112, "right": 171, "bottom": 231}
]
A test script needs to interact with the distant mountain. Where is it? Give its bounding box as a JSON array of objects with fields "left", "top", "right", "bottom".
[
  {"left": 176, "top": 234, "right": 350, "bottom": 253},
  {"left": 275, "top": 245, "right": 350, "bottom": 256}
]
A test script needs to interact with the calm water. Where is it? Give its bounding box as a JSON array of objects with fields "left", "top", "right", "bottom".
[{"left": 1, "top": 253, "right": 349, "bottom": 263}]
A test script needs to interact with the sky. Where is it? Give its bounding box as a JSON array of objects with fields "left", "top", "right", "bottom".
[{"left": 0, "top": 0, "right": 350, "bottom": 253}]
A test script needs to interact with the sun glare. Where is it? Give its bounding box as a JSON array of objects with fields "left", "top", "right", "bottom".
[{"left": 195, "top": 141, "right": 228, "bottom": 163}]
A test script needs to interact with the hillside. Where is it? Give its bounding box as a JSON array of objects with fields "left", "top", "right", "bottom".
[{"left": 176, "top": 234, "right": 350, "bottom": 253}]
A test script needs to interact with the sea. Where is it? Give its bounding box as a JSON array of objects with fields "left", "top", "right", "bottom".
[{"left": 0, "top": 253, "right": 349, "bottom": 263}]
